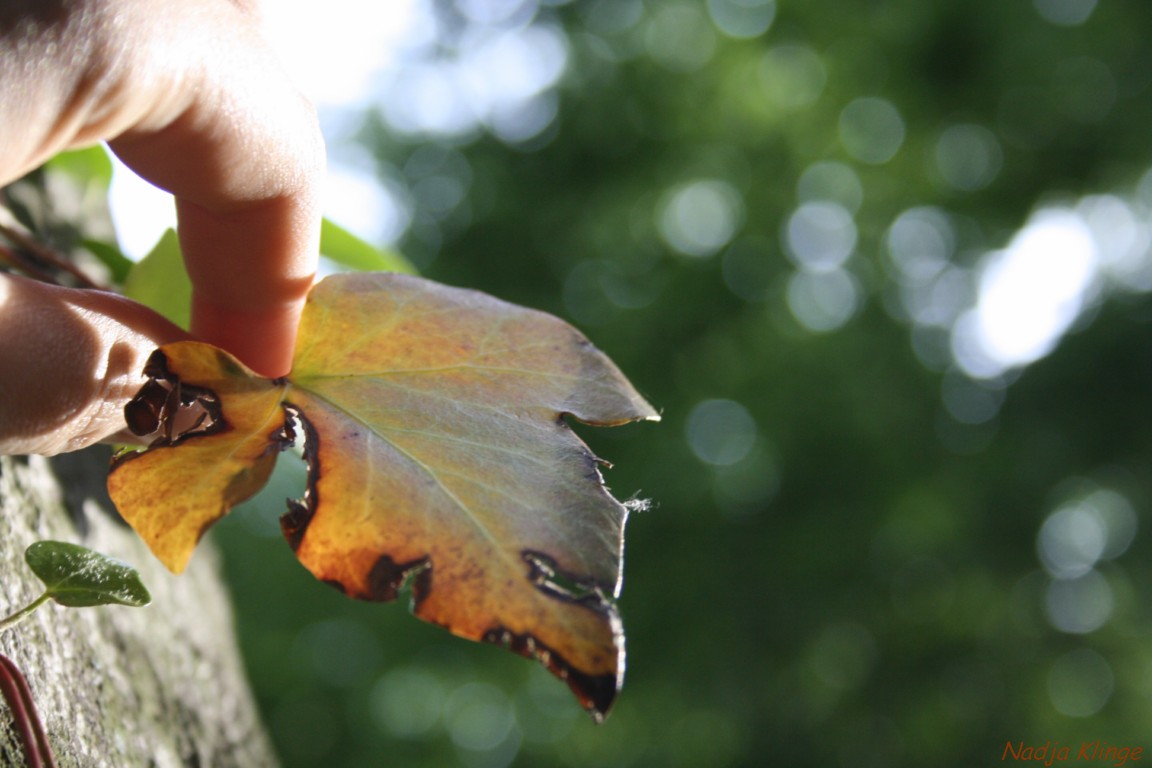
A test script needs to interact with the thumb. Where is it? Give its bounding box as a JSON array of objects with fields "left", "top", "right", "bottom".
[{"left": 0, "top": 274, "right": 189, "bottom": 456}]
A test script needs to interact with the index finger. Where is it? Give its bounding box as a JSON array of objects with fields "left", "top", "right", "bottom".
[{"left": 106, "top": 0, "right": 324, "bottom": 377}]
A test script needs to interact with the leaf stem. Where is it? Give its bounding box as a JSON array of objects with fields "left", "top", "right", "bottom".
[{"left": 0, "top": 593, "right": 51, "bottom": 634}]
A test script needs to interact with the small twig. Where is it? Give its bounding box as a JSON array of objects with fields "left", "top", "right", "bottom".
[
  {"left": 0, "top": 654, "right": 56, "bottom": 768},
  {"left": 0, "top": 595, "right": 50, "bottom": 635},
  {"left": 0, "top": 243, "right": 58, "bottom": 285},
  {"left": 0, "top": 220, "right": 101, "bottom": 289}
]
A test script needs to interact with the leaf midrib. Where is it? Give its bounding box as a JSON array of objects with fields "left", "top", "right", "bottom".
[{"left": 285, "top": 382, "right": 537, "bottom": 606}]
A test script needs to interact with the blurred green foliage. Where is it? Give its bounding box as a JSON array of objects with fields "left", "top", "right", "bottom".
[{"left": 212, "top": 0, "right": 1152, "bottom": 766}]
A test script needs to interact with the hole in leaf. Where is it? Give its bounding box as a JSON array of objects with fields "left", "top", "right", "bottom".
[
  {"left": 522, "top": 550, "right": 614, "bottom": 613},
  {"left": 280, "top": 405, "right": 318, "bottom": 551},
  {"left": 123, "top": 349, "right": 223, "bottom": 446}
]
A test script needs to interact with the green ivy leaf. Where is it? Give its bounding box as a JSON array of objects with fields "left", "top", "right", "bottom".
[
  {"left": 320, "top": 218, "right": 416, "bottom": 274},
  {"left": 122, "top": 219, "right": 414, "bottom": 331},
  {"left": 123, "top": 228, "right": 191, "bottom": 330},
  {"left": 43, "top": 145, "right": 114, "bottom": 187},
  {"left": 81, "top": 237, "right": 134, "bottom": 284},
  {"left": 24, "top": 542, "right": 152, "bottom": 608}
]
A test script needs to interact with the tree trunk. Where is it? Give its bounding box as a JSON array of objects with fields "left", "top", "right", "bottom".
[{"left": 0, "top": 449, "right": 277, "bottom": 767}]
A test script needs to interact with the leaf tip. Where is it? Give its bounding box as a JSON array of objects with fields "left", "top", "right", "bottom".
[{"left": 482, "top": 625, "right": 624, "bottom": 723}]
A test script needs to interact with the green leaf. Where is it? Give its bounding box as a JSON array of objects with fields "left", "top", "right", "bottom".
[
  {"left": 123, "top": 228, "right": 191, "bottom": 330},
  {"left": 24, "top": 541, "right": 152, "bottom": 608},
  {"left": 81, "top": 237, "right": 134, "bottom": 284},
  {"left": 120, "top": 221, "right": 414, "bottom": 330},
  {"left": 320, "top": 218, "right": 417, "bottom": 274},
  {"left": 44, "top": 145, "right": 114, "bottom": 187}
]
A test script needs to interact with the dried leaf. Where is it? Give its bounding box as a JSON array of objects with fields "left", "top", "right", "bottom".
[{"left": 108, "top": 272, "right": 657, "bottom": 720}]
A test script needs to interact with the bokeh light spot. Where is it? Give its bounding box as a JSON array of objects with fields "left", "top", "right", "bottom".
[
  {"left": 488, "top": 91, "right": 560, "bottom": 144},
  {"left": 445, "top": 682, "right": 519, "bottom": 758},
  {"left": 1038, "top": 487, "right": 1138, "bottom": 577},
  {"left": 713, "top": 440, "right": 780, "bottom": 516},
  {"left": 1038, "top": 505, "right": 1108, "bottom": 580},
  {"left": 659, "top": 180, "right": 744, "bottom": 257},
  {"left": 797, "top": 161, "right": 864, "bottom": 213},
  {"left": 294, "top": 618, "right": 384, "bottom": 688},
  {"left": 645, "top": 3, "right": 717, "bottom": 72},
  {"left": 785, "top": 202, "right": 857, "bottom": 272},
  {"left": 1033, "top": 0, "right": 1098, "bottom": 27},
  {"left": 1080, "top": 195, "right": 1152, "bottom": 291},
  {"left": 759, "top": 44, "right": 827, "bottom": 111},
  {"left": 384, "top": 61, "right": 479, "bottom": 138},
  {"left": 706, "top": 0, "right": 776, "bottom": 39},
  {"left": 461, "top": 25, "right": 569, "bottom": 140},
  {"left": 839, "top": 97, "right": 905, "bottom": 165},
  {"left": 1047, "top": 649, "right": 1113, "bottom": 717},
  {"left": 910, "top": 267, "right": 972, "bottom": 329},
  {"left": 935, "top": 123, "right": 1003, "bottom": 191},
  {"left": 1045, "top": 570, "right": 1113, "bottom": 634},
  {"left": 952, "top": 209, "right": 1098, "bottom": 378},
  {"left": 786, "top": 269, "right": 861, "bottom": 333},
  {"left": 940, "top": 373, "right": 1004, "bottom": 425},
  {"left": 886, "top": 207, "right": 954, "bottom": 285},
  {"left": 371, "top": 666, "right": 446, "bottom": 739},
  {"left": 580, "top": 0, "right": 644, "bottom": 35},
  {"left": 808, "top": 623, "right": 877, "bottom": 691},
  {"left": 456, "top": 0, "right": 532, "bottom": 25},
  {"left": 686, "top": 399, "right": 758, "bottom": 466},
  {"left": 1087, "top": 489, "right": 1139, "bottom": 560}
]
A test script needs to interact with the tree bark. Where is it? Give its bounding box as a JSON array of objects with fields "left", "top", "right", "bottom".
[{"left": 0, "top": 449, "right": 277, "bottom": 767}]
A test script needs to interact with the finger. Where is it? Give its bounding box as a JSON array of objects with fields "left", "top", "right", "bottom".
[
  {"left": 0, "top": 0, "right": 324, "bottom": 378},
  {"left": 0, "top": 274, "right": 189, "bottom": 456},
  {"left": 105, "top": 1, "right": 324, "bottom": 377}
]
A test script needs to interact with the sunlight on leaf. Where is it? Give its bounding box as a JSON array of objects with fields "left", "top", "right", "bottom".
[
  {"left": 24, "top": 541, "right": 151, "bottom": 608},
  {"left": 44, "top": 145, "right": 113, "bottom": 188},
  {"left": 107, "top": 272, "right": 658, "bottom": 720},
  {"left": 321, "top": 218, "right": 416, "bottom": 274}
]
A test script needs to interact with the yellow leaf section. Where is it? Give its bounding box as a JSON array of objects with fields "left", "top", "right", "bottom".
[{"left": 107, "top": 342, "right": 287, "bottom": 573}]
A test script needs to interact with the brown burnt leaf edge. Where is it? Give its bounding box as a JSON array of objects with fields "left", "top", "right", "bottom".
[
  {"left": 486, "top": 550, "right": 626, "bottom": 723},
  {"left": 279, "top": 404, "right": 318, "bottom": 551},
  {"left": 279, "top": 408, "right": 626, "bottom": 722},
  {"left": 280, "top": 407, "right": 435, "bottom": 607}
]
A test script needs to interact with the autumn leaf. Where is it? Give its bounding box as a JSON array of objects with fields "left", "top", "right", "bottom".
[{"left": 107, "top": 272, "right": 658, "bottom": 721}]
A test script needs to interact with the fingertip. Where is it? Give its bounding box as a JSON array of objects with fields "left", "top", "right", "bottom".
[{"left": 191, "top": 296, "right": 303, "bottom": 379}]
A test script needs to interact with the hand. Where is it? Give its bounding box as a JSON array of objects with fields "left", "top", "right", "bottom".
[{"left": 0, "top": 0, "right": 324, "bottom": 455}]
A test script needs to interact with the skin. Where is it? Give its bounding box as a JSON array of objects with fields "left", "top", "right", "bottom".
[{"left": 0, "top": 0, "right": 324, "bottom": 455}]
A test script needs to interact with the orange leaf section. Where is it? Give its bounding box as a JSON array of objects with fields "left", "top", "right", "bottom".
[
  {"left": 107, "top": 273, "right": 658, "bottom": 720},
  {"left": 107, "top": 343, "right": 287, "bottom": 573}
]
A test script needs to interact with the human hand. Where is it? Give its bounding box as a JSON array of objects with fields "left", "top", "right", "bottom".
[{"left": 0, "top": 0, "right": 324, "bottom": 455}]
